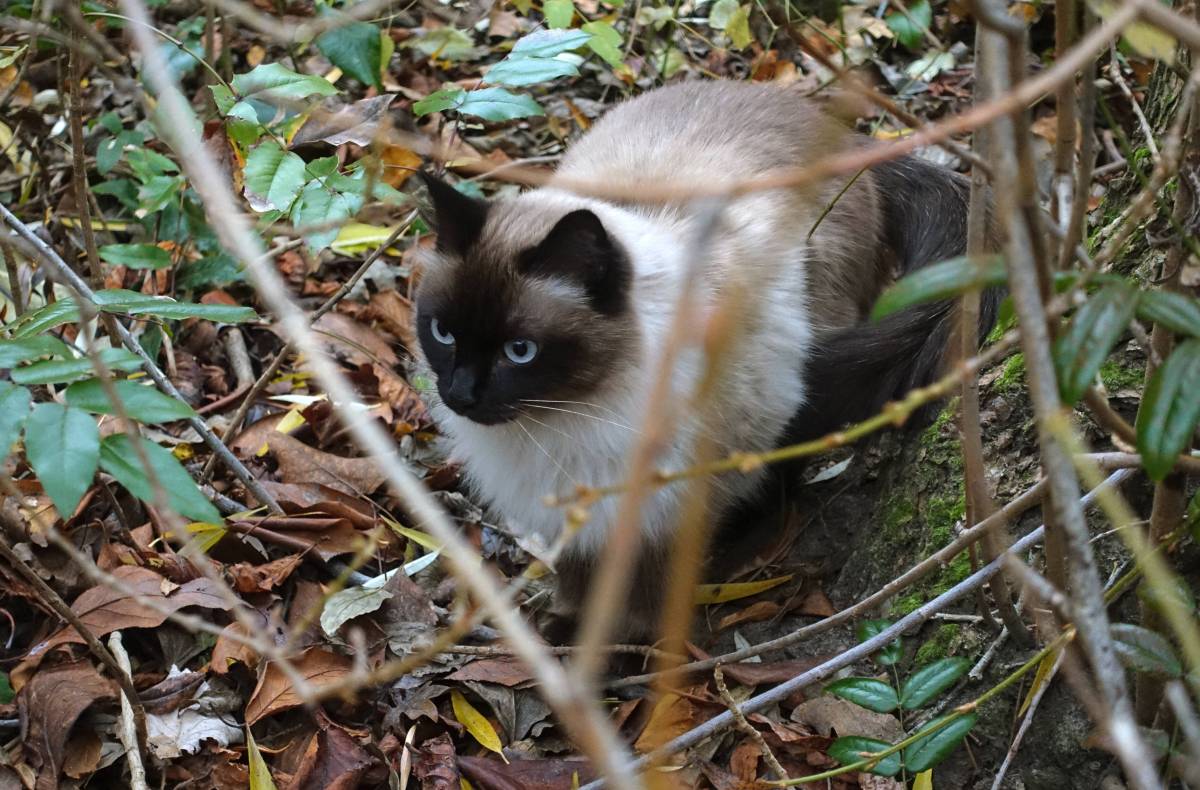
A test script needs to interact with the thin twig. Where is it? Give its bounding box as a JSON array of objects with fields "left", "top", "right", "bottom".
[
  {"left": 107, "top": 632, "right": 149, "bottom": 790},
  {"left": 714, "top": 663, "right": 787, "bottom": 781}
]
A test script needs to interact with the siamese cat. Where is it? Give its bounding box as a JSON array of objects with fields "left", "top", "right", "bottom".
[{"left": 413, "top": 80, "right": 997, "bottom": 636}]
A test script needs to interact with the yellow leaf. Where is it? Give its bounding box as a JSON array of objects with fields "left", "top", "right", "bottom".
[
  {"left": 247, "top": 729, "right": 278, "bottom": 790},
  {"left": 914, "top": 768, "right": 934, "bottom": 790},
  {"left": 460, "top": 781, "right": 473, "bottom": 790},
  {"left": 725, "top": 4, "right": 753, "bottom": 50},
  {"left": 451, "top": 689, "right": 507, "bottom": 762},
  {"left": 184, "top": 522, "right": 227, "bottom": 554},
  {"left": 1089, "top": 0, "right": 1175, "bottom": 63},
  {"left": 330, "top": 222, "right": 406, "bottom": 255},
  {"left": 385, "top": 518, "right": 442, "bottom": 551},
  {"left": 1018, "top": 647, "right": 1061, "bottom": 717},
  {"left": 695, "top": 574, "right": 793, "bottom": 604},
  {"left": 172, "top": 443, "right": 194, "bottom": 462}
]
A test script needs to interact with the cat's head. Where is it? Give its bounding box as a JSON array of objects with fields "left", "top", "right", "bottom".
[{"left": 413, "top": 173, "right": 638, "bottom": 425}]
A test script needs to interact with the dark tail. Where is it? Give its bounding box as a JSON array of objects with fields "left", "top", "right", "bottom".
[{"left": 785, "top": 156, "right": 1003, "bottom": 442}]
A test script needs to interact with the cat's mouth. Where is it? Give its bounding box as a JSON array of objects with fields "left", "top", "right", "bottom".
[{"left": 442, "top": 400, "right": 521, "bottom": 426}]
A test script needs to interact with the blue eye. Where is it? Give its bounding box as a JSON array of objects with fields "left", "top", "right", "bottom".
[
  {"left": 430, "top": 318, "right": 454, "bottom": 345},
  {"left": 504, "top": 339, "right": 538, "bottom": 364}
]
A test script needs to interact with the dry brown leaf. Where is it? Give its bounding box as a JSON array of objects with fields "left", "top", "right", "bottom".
[
  {"left": 795, "top": 588, "right": 835, "bottom": 618},
  {"left": 35, "top": 566, "right": 230, "bottom": 654},
  {"left": 413, "top": 733, "right": 461, "bottom": 790},
  {"left": 284, "top": 712, "right": 375, "bottom": 790},
  {"left": 719, "top": 655, "right": 829, "bottom": 687},
  {"left": 365, "top": 290, "right": 417, "bottom": 351},
  {"left": 245, "top": 647, "right": 353, "bottom": 724},
  {"left": 381, "top": 145, "right": 423, "bottom": 187},
  {"left": 212, "top": 617, "right": 267, "bottom": 674},
  {"left": 312, "top": 312, "right": 398, "bottom": 368},
  {"left": 291, "top": 95, "right": 397, "bottom": 148},
  {"left": 633, "top": 685, "right": 710, "bottom": 753},
  {"left": 60, "top": 730, "right": 102, "bottom": 779},
  {"left": 717, "top": 600, "right": 781, "bottom": 631},
  {"left": 259, "top": 481, "right": 376, "bottom": 528},
  {"left": 458, "top": 754, "right": 597, "bottom": 789},
  {"left": 228, "top": 554, "right": 304, "bottom": 593},
  {"left": 790, "top": 696, "right": 904, "bottom": 743},
  {"left": 269, "top": 433, "right": 388, "bottom": 495},
  {"left": 446, "top": 657, "right": 536, "bottom": 688},
  {"left": 18, "top": 659, "right": 116, "bottom": 790}
]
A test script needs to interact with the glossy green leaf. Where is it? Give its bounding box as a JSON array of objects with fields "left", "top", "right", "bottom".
[
  {"left": 871, "top": 255, "right": 1006, "bottom": 321},
  {"left": 99, "top": 434, "right": 222, "bottom": 524},
  {"left": 510, "top": 29, "right": 593, "bottom": 58},
  {"left": 1137, "top": 577, "right": 1197, "bottom": 617},
  {"left": 230, "top": 63, "right": 337, "bottom": 105},
  {"left": 210, "top": 83, "right": 236, "bottom": 114},
  {"left": 1135, "top": 339, "right": 1200, "bottom": 481},
  {"left": 1053, "top": 283, "right": 1139, "bottom": 404},
  {"left": 123, "top": 300, "right": 258, "bottom": 324},
  {"left": 66, "top": 379, "right": 196, "bottom": 423},
  {"left": 857, "top": 619, "right": 903, "bottom": 666},
  {"left": 484, "top": 57, "right": 579, "bottom": 87},
  {"left": 904, "top": 713, "right": 977, "bottom": 772},
  {"left": 98, "top": 243, "right": 172, "bottom": 270},
  {"left": 457, "top": 87, "right": 545, "bottom": 121},
  {"left": 543, "top": 0, "right": 574, "bottom": 28},
  {"left": 899, "top": 657, "right": 970, "bottom": 709},
  {"left": 828, "top": 736, "right": 901, "bottom": 777},
  {"left": 885, "top": 0, "right": 933, "bottom": 50},
  {"left": 1111, "top": 622, "right": 1183, "bottom": 678},
  {"left": 0, "top": 383, "right": 32, "bottom": 457},
  {"left": 25, "top": 403, "right": 100, "bottom": 518},
  {"left": 1136, "top": 290, "right": 1200, "bottom": 339},
  {"left": 316, "top": 20, "right": 383, "bottom": 89},
  {"left": 412, "top": 88, "right": 466, "bottom": 117},
  {"left": 0, "top": 336, "right": 74, "bottom": 368},
  {"left": 12, "top": 348, "right": 144, "bottom": 385},
  {"left": 9, "top": 299, "right": 81, "bottom": 338},
  {"left": 244, "top": 141, "right": 308, "bottom": 212},
  {"left": 826, "top": 677, "right": 899, "bottom": 713}
]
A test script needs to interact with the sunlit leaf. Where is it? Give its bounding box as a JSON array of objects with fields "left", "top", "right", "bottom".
[
  {"left": 457, "top": 88, "right": 545, "bottom": 121},
  {"left": 230, "top": 62, "right": 337, "bottom": 106},
  {"left": 12, "top": 347, "right": 143, "bottom": 385},
  {"left": 0, "top": 336, "right": 74, "bottom": 368},
  {"left": 543, "top": 0, "right": 575, "bottom": 28},
  {"left": 872, "top": 255, "right": 1006, "bottom": 320},
  {"left": 244, "top": 140, "right": 308, "bottom": 212},
  {"left": 510, "top": 29, "right": 593, "bottom": 58},
  {"left": 484, "top": 57, "right": 579, "bottom": 87}
]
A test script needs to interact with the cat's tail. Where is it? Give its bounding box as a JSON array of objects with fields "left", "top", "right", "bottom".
[{"left": 786, "top": 155, "right": 1003, "bottom": 441}]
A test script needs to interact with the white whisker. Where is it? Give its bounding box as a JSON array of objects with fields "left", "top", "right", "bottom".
[
  {"left": 514, "top": 418, "right": 578, "bottom": 486},
  {"left": 519, "top": 402, "right": 641, "bottom": 434}
]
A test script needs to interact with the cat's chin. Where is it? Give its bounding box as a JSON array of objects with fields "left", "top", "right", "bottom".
[{"left": 448, "top": 405, "right": 522, "bottom": 426}]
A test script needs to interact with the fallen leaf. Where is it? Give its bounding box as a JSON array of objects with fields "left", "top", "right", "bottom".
[
  {"left": 795, "top": 589, "right": 835, "bottom": 618},
  {"left": 790, "top": 696, "right": 904, "bottom": 743},
  {"left": 717, "top": 601, "right": 781, "bottom": 631},
  {"left": 284, "top": 712, "right": 375, "bottom": 790},
  {"left": 18, "top": 659, "right": 115, "bottom": 790},
  {"left": 291, "top": 95, "right": 398, "bottom": 148},
  {"left": 269, "top": 433, "right": 388, "bottom": 495},
  {"left": 228, "top": 554, "right": 305, "bottom": 593},
  {"left": 60, "top": 730, "right": 101, "bottom": 779},
  {"left": 719, "top": 655, "right": 830, "bottom": 687},
  {"left": 246, "top": 648, "right": 353, "bottom": 724},
  {"left": 381, "top": 145, "right": 423, "bottom": 187},
  {"left": 633, "top": 686, "right": 710, "bottom": 753},
  {"left": 247, "top": 727, "right": 279, "bottom": 790},
  {"left": 414, "top": 733, "right": 461, "bottom": 790},
  {"left": 447, "top": 657, "right": 536, "bottom": 688},
  {"left": 696, "top": 575, "right": 793, "bottom": 605},
  {"left": 451, "top": 689, "right": 508, "bottom": 761},
  {"left": 259, "top": 481, "right": 376, "bottom": 528},
  {"left": 458, "top": 755, "right": 596, "bottom": 789},
  {"left": 312, "top": 312, "right": 398, "bottom": 368}
]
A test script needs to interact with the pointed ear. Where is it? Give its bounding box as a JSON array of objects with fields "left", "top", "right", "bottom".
[
  {"left": 518, "top": 210, "right": 631, "bottom": 315},
  {"left": 419, "top": 171, "right": 489, "bottom": 256}
]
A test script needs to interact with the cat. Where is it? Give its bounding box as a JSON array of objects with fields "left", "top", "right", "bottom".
[{"left": 410, "top": 80, "right": 997, "bottom": 638}]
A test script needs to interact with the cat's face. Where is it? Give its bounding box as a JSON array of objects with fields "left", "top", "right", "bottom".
[{"left": 414, "top": 175, "right": 638, "bottom": 425}]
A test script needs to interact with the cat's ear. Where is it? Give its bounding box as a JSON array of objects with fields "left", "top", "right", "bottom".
[
  {"left": 419, "top": 171, "right": 489, "bottom": 256},
  {"left": 519, "top": 210, "right": 631, "bottom": 315}
]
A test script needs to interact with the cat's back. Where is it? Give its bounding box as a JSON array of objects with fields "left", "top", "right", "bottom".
[{"left": 554, "top": 81, "right": 848, "bottom": 185}]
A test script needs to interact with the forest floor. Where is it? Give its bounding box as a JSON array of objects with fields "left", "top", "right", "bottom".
[{"left": 0, "top": 0, "right": 1179, "bottom": 788}]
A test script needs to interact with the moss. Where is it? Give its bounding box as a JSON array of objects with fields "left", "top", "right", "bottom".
[
  {"left": 994, "top": 353, "right": 1026, "bottom": 393},
  {"left": 914, "top": 623, "right": 961, "bottom": 665},
  {"left": 1099, "top": 358, "right": 1143, "bottom": 392}
]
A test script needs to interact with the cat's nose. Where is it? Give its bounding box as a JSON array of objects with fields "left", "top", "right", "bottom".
[{"left": 445, "top": 367, "right": 479, "bottom": 410}]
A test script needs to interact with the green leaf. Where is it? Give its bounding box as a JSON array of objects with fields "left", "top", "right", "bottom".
[
  {"left": 899, "top": 657, "right": 970, "bottom": 709},
  {"left": 709, "top": 0, "right": 739, "bottom": 28},
  {"left": 66, "top": 379, "right": 197, "bottom": 423},
  {"left": 857, "top": 619, "right": 903, "bottom": 666},
  {"left": 306, "top": 156, "right": 340, "bottom": 179},
  {"left": 723, "top": 3, "right": 753, "bottom": 49},
  {"left": 0, "top": 383, "right": 32, "bottom": 458},
  {"left": 872, "top": 255, "right": 1006, "bottom": 320},
  {"left": 137, "top": 175, "right": 183, "bottom": 213},
  {"left": 484, "top": 56, "right": 579, "bottom": 87},
  {"left": 510, "top": 29, "right": 593, "bottom": 58},
  {"left": 291, "top": 181, "right": 356, "bottom": 252},
  {"left": 904, "top": 713, "right": 978, "bottom": 772},
  {"left": 1089, "top": 0, "right": 1176, "bottom": 63},
  {"left": 99, "top": 434, "right": 222, "bottom": 524},
  {"left": 118, "top": 296, "right": 258, "bottom": 324},
  {"left": 230, "top": 63, "right": 337, "bottom": 105},
  {"left": 1137, "top": 577, "right": 1197, "bottom": 617},
  {"left": 544, "top": 0, "right": 575, "bottom": 28},
  {"left": 244, "top": 141, "right": 309, "bottom": 212},
  {"left": 0, "top": 674, "right": 13, "bottom": 705},
  {"left": 10, "top": 299, "right": 81, "bottom": 338},
  {"left": 0, "top": 336, "right": 74, "bottom": 368},
  {"left": 412, "top": 88, "right": 467, "bottom": 116},
  {"left": 457, "top": 87, "right": 545, "bottom": 121},
  {"left": 828, "top": 736, "right": 901, "bottom": 777},
  {"left": 1111, "top": 622, "right": 1183, "bottom": 678},
  {"left": 25, "top": 403, "right": 100, "bottom": 518},
  {"left": 12, "top": 347, "right": 144, "bottom": 385},
  {"left": 210, "top": 83, "right": 237, "bottom": 114},
  {"left": 1052, "top": 283, "right": 1139, "bottom": 404},
  {"left": 98, "top": 243, "right": 172, "bottom": 270},
  {"left": 885, "top": 0, "right": 933, "bottom": 50},
  {"left": 826, "top": 677, "right": 899, "bottom": 713},
  {"left": 316, "top": 20, "right": 383, "bottom": 89},
  {"left": 1135, "top": 339, "right": 1200, "bottom": 481},
  {"left": 1136, "top": 290, "right": 1200, "bottom": 339},
  {"left": 411, "top": 28, "right": 479, "bottom": 61},
  {"left": 582, "top": 21, "right": 625, "bottom": 68},
  {"left": 177, "top": 253, "right": 245, "bottom": 289}
]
